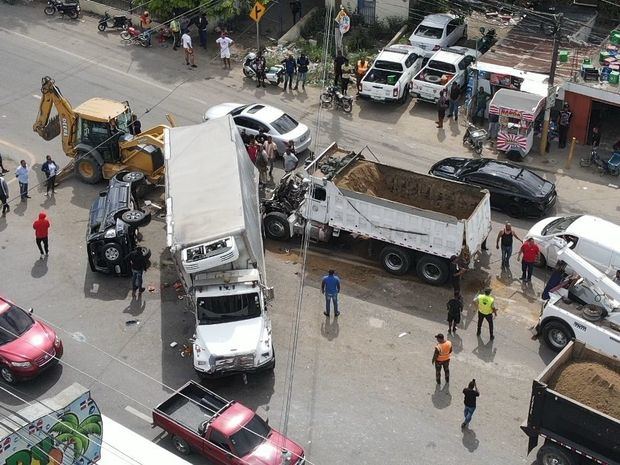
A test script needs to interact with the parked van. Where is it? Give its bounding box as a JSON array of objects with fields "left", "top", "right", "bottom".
[{"left": 525, "top": 214, "right": 620, "bottom": 273}]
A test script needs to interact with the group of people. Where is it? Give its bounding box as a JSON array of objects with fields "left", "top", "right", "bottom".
[
  {"left": 0, "top": 155, "right": 60, "bottom": 215},
  {"left": 242, "top": 129, "right": 299, "bottom": 186},
  {"left": 139, "top": 10, "right": 236, "bottom": 71},
  {"left": 278, "top": 53, "right": 311, "bottom": 91},
  {"left": 333, "top": 53, "right": 369, "bottom": 96}
]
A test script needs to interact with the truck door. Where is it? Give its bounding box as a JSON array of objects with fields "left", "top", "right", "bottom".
[
  {"left": 305, "top": 183, "right": 329, "bottom": 224},
  {"left": 204, "top": 428, "right": 236, "bottom": 464}
]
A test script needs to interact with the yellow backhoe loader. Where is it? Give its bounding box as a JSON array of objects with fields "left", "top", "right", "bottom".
[{"left": 33, "top": 76, "right": 173, "bottom": 184}]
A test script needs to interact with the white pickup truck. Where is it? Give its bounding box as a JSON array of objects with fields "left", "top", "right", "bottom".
[
  {"left": 359, "top": 44, "right": 424, "bottom": 103},
  {"left": 536, "top": 244, "right": 620, "bottom": 358},
  {"left": 410, "top": 47, "right": 477, "bottom": 103}
]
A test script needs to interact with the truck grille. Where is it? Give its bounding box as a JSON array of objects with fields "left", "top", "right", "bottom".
[
  {"left": 214, "top": 354, "right": 255, "bottom": 371},
  {"left": 35, "top": 349, "right": 56, "bottom": 367}
]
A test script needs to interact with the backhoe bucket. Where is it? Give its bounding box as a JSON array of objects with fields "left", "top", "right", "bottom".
[{"left": 37, "top": 114, "right": 61, "bottom": 141}]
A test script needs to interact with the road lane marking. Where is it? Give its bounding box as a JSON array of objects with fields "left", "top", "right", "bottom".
[
  {"left": 125, "top": 405, "right": 152, "bottom": 423},
  {"left": 0, "top": 27, "right": 173, "bottom": 93}
]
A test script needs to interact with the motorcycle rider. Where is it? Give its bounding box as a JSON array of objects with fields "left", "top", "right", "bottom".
[{"left": 255, "top": 50, "right": 267, "bottom": 88}]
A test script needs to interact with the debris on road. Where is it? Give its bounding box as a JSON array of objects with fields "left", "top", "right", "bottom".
[{"left": 125, "top": 319, "right": 140, "bottom": 326}]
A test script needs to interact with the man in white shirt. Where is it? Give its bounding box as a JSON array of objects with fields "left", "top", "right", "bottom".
[
  {"left": 15, "top": 160, "right": 30, "bottom": 200},
  {"left": 181, "top": 30, "right": 196, "bottom": 68},
  {"left": 216, "top": 32, "right": 234, "bottom": 69},
  {"left": 282, "top": 148, "right": 298, "bottom": 173}
]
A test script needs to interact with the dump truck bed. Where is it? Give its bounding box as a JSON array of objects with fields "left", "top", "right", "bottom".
[
  {"left": 522, "top": 341, "right": 620, "bottom": 464},
  {"left": 306, "top": 145, "right": 491, "bottom": 259}
]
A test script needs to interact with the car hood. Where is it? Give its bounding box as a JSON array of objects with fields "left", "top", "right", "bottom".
[
  {"left": 203, "top": 103, "right": 245, "bottom": 121},
  {"left": 429, "top": 157, "right": 469, "bottom": 178},
  {"left": 526, "top": 216, "right": 560, "bottom": 240},
  {"left": 0, "top": 321, "right": 56, "bottom": 362},
  {"left": 244, "top": 431, "right": 305, "bottom": 465},
  {"left": 196, "top": 317, "right": 264, "bottom": 356}
]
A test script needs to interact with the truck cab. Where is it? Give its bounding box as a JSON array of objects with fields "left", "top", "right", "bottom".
[
  {"left": 536, "top": 243, "right": 620, "bottom": 357},
  {"left": 181, "top": 237, "right": 274, "bottom": 377},
  {"left": 360, "top": 45, "right": 424, "bottom": 103}
]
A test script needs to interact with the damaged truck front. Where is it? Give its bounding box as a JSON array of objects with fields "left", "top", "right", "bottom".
[{"left": 165, "top": 117, "right": 275, "bottom": 378}]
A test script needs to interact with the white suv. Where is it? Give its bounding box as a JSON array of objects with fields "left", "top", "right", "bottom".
[{"left": 409, "top": 13, "right": 467, "bottom": 57}]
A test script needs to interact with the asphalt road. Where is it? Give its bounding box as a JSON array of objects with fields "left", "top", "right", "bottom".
[{"left": 0, "top": 4, "right": 619, "bottom": 465}]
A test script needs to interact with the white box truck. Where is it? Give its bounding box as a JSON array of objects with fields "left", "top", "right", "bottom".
[
  {"left": 164, "top": 117, "right": 275, "bottom": 378},
  {"left": 262, "top": 143, "right": 491, "bottom": 285}
]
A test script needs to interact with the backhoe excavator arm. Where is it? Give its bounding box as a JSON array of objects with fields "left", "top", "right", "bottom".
[{"left": 33, "top": 76, "right": 77, "bottom": 157}]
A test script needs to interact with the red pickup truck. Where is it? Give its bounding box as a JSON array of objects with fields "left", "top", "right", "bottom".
[{"left": 153, "top": 381, "right": 305, "bottom": 465}]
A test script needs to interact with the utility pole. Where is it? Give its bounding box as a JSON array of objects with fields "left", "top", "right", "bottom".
[{"left": 539, "top": 13, "right": 563, "bottom": 156}]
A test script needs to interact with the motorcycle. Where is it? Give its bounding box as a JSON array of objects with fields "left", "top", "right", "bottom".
[
  {"left": 98, "top": 11, "right": 131, "bottom": 31},
  {"left": 580, "top": 147, "right": 620, "bottom": 176},
  {"left": 476, "top": 27, "right": 497, "bottom": 54},
  {"left": 462, "top": 122, "right": 487, "bottom": 155},
  {"left": 44, "top": 0, "right": 80, "bottom": 19},
  {"left": 242, "top": 52, "right": 286, "bottom": 86},
  {"left": 320, "top": 85, "right": 353, "bottom": 113},
  {"left": 120, "top": 26, "right": 150, "bottom": 47}
]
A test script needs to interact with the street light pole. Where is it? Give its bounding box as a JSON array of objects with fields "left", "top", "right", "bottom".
[{"left": 539, "top": 13, "right": 563, "bottom": 156}]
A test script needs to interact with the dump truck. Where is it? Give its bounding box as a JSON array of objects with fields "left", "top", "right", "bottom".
[
  {"left": 33, "top": 76, "right": 168, "bottom": 184},
  {"left": 521, "top": 340, "right": 620, "bottom": 465},
  {"left": 152, "top": 380, "right": 305, "bottom": 463},
  {"left": 165, "top": 117, "right": 275, "bottom": 378},
  {"left": 262, "top": 143, "right": 492, "bottom": 285}
]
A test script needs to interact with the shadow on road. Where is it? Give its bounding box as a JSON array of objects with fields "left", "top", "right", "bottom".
[
  {"left": 431, "top": 383, "right": 452, "bottom": 409},
  {"left": 462, "top": 427, "right": 479, "bottom": 452},
  {"left": 31, "top": 257, "right": 49, "bottom": 278}
]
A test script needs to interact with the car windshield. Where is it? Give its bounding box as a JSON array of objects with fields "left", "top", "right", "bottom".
[
  {"left": 374, "top": 60, "right": 404, "bottom": 72},
  {"left": 229, "top": 415, "right": 271, "bottom": 457},
  {"left": 458, "top": 159, "right": 486, "bottom": 174},
  {"left": 196, "top": 293, "right": 262, "bottom": 325},
  {"left": 509, "top": 168, "right": 546, "bottom": 192},
  {"left": 415, "top": 25, "right": 443, "bottom": 39},
  {"left": 270, "top": 114, "right": 298, "bottom": 135},
  {"left": 542, "top": 215, "right": 581, "bottom": 235},
  {"left": 0, "top": 305, "right": 35, "bottom": 345}
]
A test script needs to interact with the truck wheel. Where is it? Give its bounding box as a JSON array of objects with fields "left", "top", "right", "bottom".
[
  {"left": 415, "top": 255, "right": 449, "bottom": 285},
  {"left": 264, "top": 212, "right": 290, "bottom": 240},
  {"left": 542, "top": 321, "right": 573, "bottom": 352},
  {"left": 172, "top": 435, "right": 191, "bottom": 455},
  {"left": 121, "top": 209, "right": 151, "bottom": 228},
  {"left": 102, "top": 243, "right": 123, "bottom": 265},
  {"left": 536, "top": 443, "right": 576, "bottom": 465},
  {"left": 504, "top": 202, "right": 522, "bottom": 218},
  {"left": 379, "top": 246, "right": 411, "bottom": 276},
  {"left": 75, "top": 156, "right": 102, "bottom": 184}
]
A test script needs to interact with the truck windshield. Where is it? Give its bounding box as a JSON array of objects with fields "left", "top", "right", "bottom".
[
  {"left": 196, "top": 293, "right": 261, "bottom": 324},
  {"left": 542, "top": 215, "right": 581, "bottom": 235},
  {"left": 230, "top": 415, "right": 271, "bottom": 457},
  {"left": 427, "top": 60, "right": 456, "bottom": 74},
  {"left": 0, "top": 305, "right": 34, "bottom": 345}
]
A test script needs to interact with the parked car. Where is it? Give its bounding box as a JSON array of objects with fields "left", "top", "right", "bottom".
[
  {"left": 86, "top": 171, "right": 151, "bottom": 277},
  {"left": 429, "top": 157, "right": 556, "bottom": 217},
  {"left": 0, "top": 296, "right": 63, "bottom": 384},
  {"left": 359, "top": 44, "right": 424, "bottom": 103},
  {"left": 408, "top": 13, "right": 467, "bottom": 57},
  {"left": 203, "top": 103, "right": 312, "bottom": 154},
  {"left": 525, "top": 214, "right": 620, "bottom": 269}
]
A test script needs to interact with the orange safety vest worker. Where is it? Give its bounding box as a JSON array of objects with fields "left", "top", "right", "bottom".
[{"left": 435, "top": 340, "right": 452, "bottom": 362}]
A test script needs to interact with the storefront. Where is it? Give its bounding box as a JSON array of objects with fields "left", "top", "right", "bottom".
[{"left": 563, "top": 81, "right": 620, "bottom": 148}]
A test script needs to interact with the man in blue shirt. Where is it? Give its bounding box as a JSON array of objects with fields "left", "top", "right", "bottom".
[{"left": 321, "top": 269, "right": 341, "bottom": 317}]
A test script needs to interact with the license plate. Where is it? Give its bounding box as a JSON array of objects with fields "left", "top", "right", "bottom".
[{"left": 372, "top": 96, "right": 385, "bottom": 101}]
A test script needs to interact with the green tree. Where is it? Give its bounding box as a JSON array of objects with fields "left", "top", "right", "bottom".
[{"left": 146, "top": 0, "right": 269, "bottom": 22}]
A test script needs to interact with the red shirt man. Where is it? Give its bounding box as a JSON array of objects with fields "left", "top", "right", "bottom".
[
  {"left": 518, "top": 237, "right": 540, "bottom": 282},
  {"left": 33, "top": 211, "right": 51, "bottom": 258}
]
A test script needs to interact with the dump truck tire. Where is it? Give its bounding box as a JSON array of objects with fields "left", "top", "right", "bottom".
[
  {"left": 537, "top": 443, "right": 576, "bottom": 465},
  {"left": 415, "top": 255, "right": 449, "bottom": 285},
  {"left": 380, "top": 246, "right": 411, "bottom": 276},
  {"left": 75, "top": 155, "right": 102, "bottom": 184}
]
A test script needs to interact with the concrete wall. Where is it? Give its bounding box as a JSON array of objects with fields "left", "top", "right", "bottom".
[
  {"left": 375, "top": 0, "right": 408, "bottom": 22},
  {"left": 278, "top": 7, "right": 319, "bottom": 45}
]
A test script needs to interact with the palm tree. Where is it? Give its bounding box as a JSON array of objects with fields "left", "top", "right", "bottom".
[{"left": 48, "top": 413, "right": 103, "bottom": 465}]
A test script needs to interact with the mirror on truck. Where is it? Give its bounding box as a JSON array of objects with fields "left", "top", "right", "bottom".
[
  {"left": 28, "top": 308, "right": 34, "bottom": 314},
  {"left": 265, "top": 287, "right": 275, "bottom": 302}
]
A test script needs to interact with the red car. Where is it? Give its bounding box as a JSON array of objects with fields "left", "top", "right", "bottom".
[{"left": 0, "top": 296, "right": 63, "bottom": 384}]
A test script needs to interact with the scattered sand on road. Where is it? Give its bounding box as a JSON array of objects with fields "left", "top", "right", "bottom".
[{"left": 548, "top": 361, "right": 620, "bottom": 419}]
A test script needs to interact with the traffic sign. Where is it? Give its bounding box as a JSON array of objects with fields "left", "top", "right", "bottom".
[{"left": 249, "top": 1, "right": 266, "bottom": 23}]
